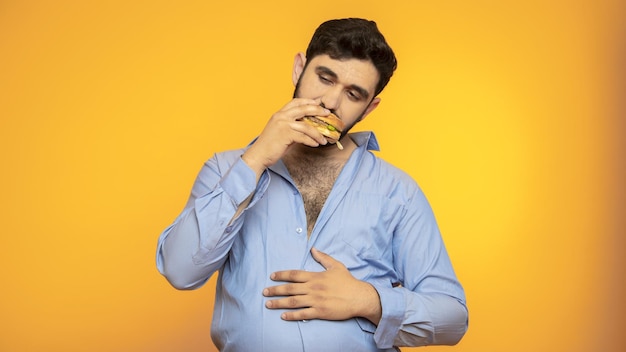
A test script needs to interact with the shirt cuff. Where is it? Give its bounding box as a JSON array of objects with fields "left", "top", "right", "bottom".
[
  {"left": 372, "top": 284, "right": 406, "bottom": 349},
  {"left": 219, "top": 156, "right": 264, "bottom": 206}
]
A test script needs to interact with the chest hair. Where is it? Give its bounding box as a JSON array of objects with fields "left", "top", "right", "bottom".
[{"left": 284, "top": 157, "right": 343, "bottom": 236}]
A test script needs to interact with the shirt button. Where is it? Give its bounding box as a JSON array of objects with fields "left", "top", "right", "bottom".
[{"left": 295, "top": 227, "right": 303, "bottom": 234}]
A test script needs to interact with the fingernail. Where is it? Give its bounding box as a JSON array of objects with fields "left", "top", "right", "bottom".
[{"left": 262, "top": 288, "right": 269, "bottom": 296}]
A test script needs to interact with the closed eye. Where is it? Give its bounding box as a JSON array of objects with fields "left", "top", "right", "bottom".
[
  {"left": 319, "top": 75, "right": 333, "bottom": 85},
  {"left": 315, "top": 66, "right": 337, "bottom": 85},
  {"left": 347, "top": 85, "right": 369, "bottom": 101},
  {"left": 347, "top": 89, "right": 363, "bottom": 102},
  {"left": 315, "top": 65, "right": 371, "bottom": 101}
]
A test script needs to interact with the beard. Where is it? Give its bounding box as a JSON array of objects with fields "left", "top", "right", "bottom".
[{"left": 292, "top": 79, "right": 369, "bottom": 147}]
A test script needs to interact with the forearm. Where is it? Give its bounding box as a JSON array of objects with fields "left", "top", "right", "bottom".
[
  {"left": 158, "top": 209, "right": 222, "bottom": 289},
  {"left": 394, "top": 292, "right": 468, "bottom": 346},
  {"left": 156, "top": 154, "right": 268, "bottom": 289},
  {"left": 373, "top": 286, "right": 468, "bottom": 348},
  {"left": 157, "top": 192, "right": 244, "bottom": 289}
]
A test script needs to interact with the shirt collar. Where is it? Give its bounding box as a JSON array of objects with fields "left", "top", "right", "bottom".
[{"left": 350, "top": 131, "right": 380, "bottom": 152}]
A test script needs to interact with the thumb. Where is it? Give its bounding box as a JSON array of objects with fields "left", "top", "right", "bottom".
[{"left": 311, "top": 247, "right": 337, "bottom": 270}]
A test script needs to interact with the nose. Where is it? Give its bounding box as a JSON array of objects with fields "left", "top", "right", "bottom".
[{"left": 320, "top": 86, "right": 342, "bottom": 111}]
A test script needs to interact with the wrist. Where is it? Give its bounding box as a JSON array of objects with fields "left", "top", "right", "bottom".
[
  {"left": 359, "top": 282, "right": 382, "bottom": 325},
  {"left": 241, "top": 149, "right": 268, "bottom": 181}
]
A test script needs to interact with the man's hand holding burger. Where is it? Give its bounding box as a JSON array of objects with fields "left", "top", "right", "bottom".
[
  {"left": 301, "top": 112, "right": 345, "bottom": 150},
  {"left": 241, "top": 99, "right": 335, "bottom": 180}
]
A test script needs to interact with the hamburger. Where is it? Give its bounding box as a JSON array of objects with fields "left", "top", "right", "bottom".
[{"left": 301, "top": 113, "right": 345, "bottom": 149}]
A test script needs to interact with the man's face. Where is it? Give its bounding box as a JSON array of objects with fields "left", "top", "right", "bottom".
[{"left": 293, "top": 54, "right": 380, "bottom": 136}]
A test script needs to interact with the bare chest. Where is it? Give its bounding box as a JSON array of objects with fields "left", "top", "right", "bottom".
[{"left": 285, "top": 160, "right": 343, "bottom": 236}]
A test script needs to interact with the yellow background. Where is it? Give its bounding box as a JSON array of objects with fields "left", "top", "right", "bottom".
[{"left": 1, "top": 1, "right": 624, "bottom": 351}]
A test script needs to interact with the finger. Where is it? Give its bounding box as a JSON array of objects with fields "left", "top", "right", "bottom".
[
  {"left": 280, "top": 307, "right": 318, "bottom": 321},
  {"left": 263, "top": 283, "right": 307, "bottom": 297},
  {"left": 284, "top": 103, "right": 331, "bottom": 121},
  {"left": 264, "top": 295, "right": 312, "bottom": 310},
  {"left": 270, "top": 270, "right": 311, "bottom": 283},
  {"left": 289, "top": 123, "right": 328, "bottom": 146},
  {"left": 311, "top": 247, "right": 344, "bottom": 270}
]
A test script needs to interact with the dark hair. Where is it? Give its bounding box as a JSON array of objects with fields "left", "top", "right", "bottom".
[{"left": 305, "top": 18, "right": 397, "bottom": 97}]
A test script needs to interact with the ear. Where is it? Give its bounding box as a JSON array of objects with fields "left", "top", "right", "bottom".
[
  {"left": 292, "top": 52, "right": 306, "bottom": 86},
  {"left": 357, "top": 97, "right": 381, "bottom": 122}
]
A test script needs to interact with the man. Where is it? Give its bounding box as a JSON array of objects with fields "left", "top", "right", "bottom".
[{"left": 156, "top": 18, "right": 468, "bottom": 351}]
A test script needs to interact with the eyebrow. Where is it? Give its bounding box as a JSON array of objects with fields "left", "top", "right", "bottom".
[{"left": 315, "top": 66, "right": 371, "bottom": 100}]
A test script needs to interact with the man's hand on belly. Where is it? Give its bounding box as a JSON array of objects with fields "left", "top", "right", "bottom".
[{"left": 263, "top": 247, "right": 382, "bottom": 325}]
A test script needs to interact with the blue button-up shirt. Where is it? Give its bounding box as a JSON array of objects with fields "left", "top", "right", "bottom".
[{"left": 157, "top": 132, "right": 467, "bottom": 351}]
